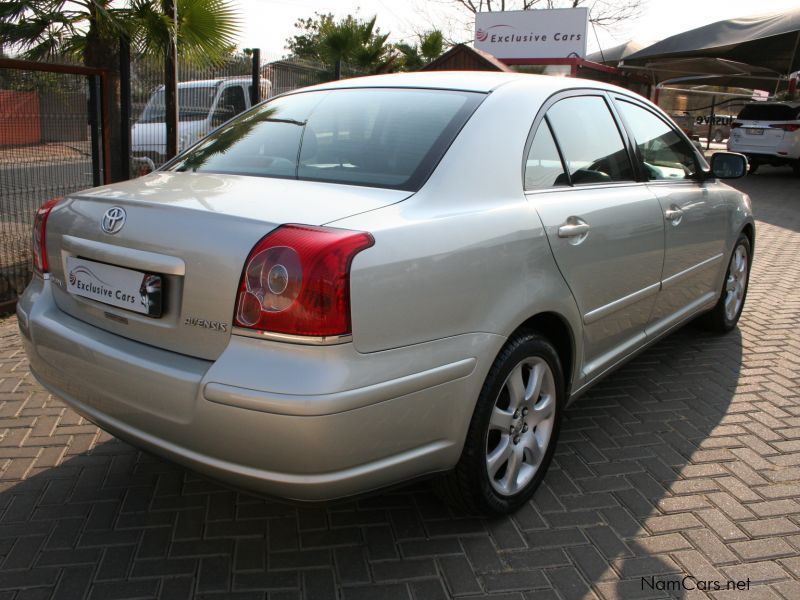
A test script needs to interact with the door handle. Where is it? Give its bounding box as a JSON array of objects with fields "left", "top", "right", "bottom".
[
  {"left": 558, "top": 222, "right": 590, "bottom": 238},
  {"left": 664, "top": 207, "right": 683, "bottom": 223}
]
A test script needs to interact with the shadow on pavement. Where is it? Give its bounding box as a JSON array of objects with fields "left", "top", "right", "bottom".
[
  {"left": 729, "top": 166, "right": 799, "bottom": 234},
  {"left": 0, "top": 323, "right": 742, "bottom": 599}
]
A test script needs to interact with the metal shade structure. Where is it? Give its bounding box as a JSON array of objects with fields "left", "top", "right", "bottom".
[
  {"left": 623, "top": 9, "right": 800, "bottom": 76},
  {"left": 622, "top": 56, "right": 785, "bottom": 89},
  {"left": 586, "top": 40, "right": 647, "bottom": 66}
]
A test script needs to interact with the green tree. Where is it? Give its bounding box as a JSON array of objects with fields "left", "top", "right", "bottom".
[
  {"left": 287, "top": 13, "right": 396, "bottom": 74},
  {"left": 396, "top": 30, "right": 446, "bottom": 71},
  {"left": 0, "top": 0, "right": 240, "bottom": 179},
  {"left": 0, "top": 0, "right": 239, "bottom": 65}
]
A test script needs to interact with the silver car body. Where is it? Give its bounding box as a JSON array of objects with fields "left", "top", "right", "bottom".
[{"left": 18, "top": 72, "right": 754, "bottom": 500}]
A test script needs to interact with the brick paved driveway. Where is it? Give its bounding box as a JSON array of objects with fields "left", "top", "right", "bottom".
[{"left": 0, "top": 168, "right": 798, "bottom": 600}]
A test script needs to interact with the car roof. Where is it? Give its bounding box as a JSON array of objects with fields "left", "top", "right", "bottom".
[
  {"left": 303, "top": 71, "right": 617, "bottom": 94},
  {"left": 175, "top": 78, "right": 250, "bottom": 88}
]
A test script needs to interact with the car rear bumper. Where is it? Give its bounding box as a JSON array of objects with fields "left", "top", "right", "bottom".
[
  {"left": 18, "top": 278, "right": 500, "bottom": 500},
  {"left": 739, "top": 152, "right": 798, "bottom": 165},
  {"left": 727, "top": 143, "right": 800, "bottom": 163}
]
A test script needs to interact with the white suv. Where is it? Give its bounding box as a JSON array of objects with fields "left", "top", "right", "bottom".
[{"left": 728, "top": 101, "right": 800, "bottom": 175}]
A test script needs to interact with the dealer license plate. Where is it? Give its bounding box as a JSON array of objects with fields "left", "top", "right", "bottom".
[
  {"left": 746, "top": 128, "right": 764, "bottom": 135},
  {"left": 66, "top": 256, "right": 162, "bottom": 317}
]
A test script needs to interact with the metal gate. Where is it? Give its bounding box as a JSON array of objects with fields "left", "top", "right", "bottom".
[{"left": 0, "top": 58, "right": 110, "bottom": 311}]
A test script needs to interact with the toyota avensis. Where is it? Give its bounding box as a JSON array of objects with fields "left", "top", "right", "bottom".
[{"left": 18, "top": 72, "right": 754, "bottom": 515}]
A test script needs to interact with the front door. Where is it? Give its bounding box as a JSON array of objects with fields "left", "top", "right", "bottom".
[
  {"left": 526, "top": 94, "right": 665, "bottom": 381},
  {"left": 613, "top": 98, "right": 728, "bottom": 336}
]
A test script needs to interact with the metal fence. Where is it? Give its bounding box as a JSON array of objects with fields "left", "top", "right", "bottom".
[
  {"left": 0, "top": 61, "right": 104, "bottom": 308},
  {"left": 0, "top": 49, "right": 362, "bottom": 308},
  {"left": 127, "top": 51, "right": 363, "bottom": 172}
]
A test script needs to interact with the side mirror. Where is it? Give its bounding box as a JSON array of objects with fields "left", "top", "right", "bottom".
[{"left": 710, "top": 152, "right": 747, "bottom": 179}]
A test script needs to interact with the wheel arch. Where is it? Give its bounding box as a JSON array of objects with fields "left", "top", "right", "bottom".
[
  {"left": 512, "top": 311, "right": 576, "bottom": 396},
  {"left": 741, "top": 222, "right": 755, "bottom": 256}
]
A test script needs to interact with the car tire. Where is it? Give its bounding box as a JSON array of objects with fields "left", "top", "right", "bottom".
[
  {"left": 792, "top": 160, "right": 800, "bottom": 176},
  {"left": 748, "top": 162, "right": 759, "bottom": 175},
  {"left": 436, "top": 332, "right": 564, "bottom": 515},
  {"left": 712, "top": 129, "right": 724, "bottom": 143},
  {"left": 696, "top": 233, "right": 751, "bottom": 333}
]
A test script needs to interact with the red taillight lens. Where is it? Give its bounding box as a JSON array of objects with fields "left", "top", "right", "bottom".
[
  {"left": 234, "top": 224, "right": 374, "bottom": 338},
  {"left": 31, "top": 197, "right": 61, "bottom": 275},
  {"left": 730, "top": 122, "right": 742, "bottom": 128},
  {"left": 769, "top": 123, "right": 800, "bottom": 132}
]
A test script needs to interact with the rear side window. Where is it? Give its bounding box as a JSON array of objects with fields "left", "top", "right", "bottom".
[
  {"left": 616, "top": 100, "right": 698, "bottom": 180},
  {"left": 546, "top": 96, "right": 635, "bottom": 185},
  {"left": 169, "top": 88, "right": 484, "bottom": 191},
  {"left": 737, "top": 104, "right": 800, "bottom": 121},
  {"left": 525, "top": 121, "right": 568, "bottom": 190}
]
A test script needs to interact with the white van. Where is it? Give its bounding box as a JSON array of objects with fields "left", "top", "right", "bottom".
[{"left": 131, "top": 77, "right": 272, "bottom": 165}]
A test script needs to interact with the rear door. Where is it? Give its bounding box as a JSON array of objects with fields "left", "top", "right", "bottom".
[
  {"left": 613, "top": 97, "right": 728, "bottom": 336},
  {"left": 526, "top": 92, "right": 665, "bottom": 381}
]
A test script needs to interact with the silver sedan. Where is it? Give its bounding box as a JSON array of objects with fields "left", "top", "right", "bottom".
[{"left": 18, "top": 72, "right": 754, "bottom": 515}]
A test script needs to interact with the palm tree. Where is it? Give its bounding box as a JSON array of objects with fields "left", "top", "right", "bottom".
[
  {"left": 0, "top": 0, "right": 240, "bottom": 180},
  {"left": 287, "top": 13, "right": 396, "bottom": 74},
  {"left": 396, "top": 30, "right": 446, "bottom": 71},
  {"left": 0, "top": 0, "right": 239, "bottom": 65}
]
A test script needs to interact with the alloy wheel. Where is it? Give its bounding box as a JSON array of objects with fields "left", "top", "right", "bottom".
[{"left": 485, "top": 357, "right": 556, "bottom": 496}]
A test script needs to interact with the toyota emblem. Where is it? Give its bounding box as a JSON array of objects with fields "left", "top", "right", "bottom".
[{"left": 101, "top": 207, "right": 126, "bottom": 234}]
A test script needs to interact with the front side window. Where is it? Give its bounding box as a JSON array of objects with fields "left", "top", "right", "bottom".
[
  {"left": 616, "top": 100, "right": 698, "bottom": 181},
  {"left": 169, "top": 88, "right": 484, "bottom": 191},
  {"left": 524, "top": 120, "right": 567, "bottom": 190},
  {"left": 546, "top": 95, "right": 635, "bottom": 185}
]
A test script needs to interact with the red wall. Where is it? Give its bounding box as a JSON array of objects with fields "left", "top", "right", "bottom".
[{"left": 0, "top": 91, "right": 41, "bottom": 146}]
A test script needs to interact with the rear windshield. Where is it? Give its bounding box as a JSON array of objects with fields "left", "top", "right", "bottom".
[
  {"left": 168, "top": 87, "right": 484, "bottom": 191},
  {"left": 737, "top": 104, "right": 800, "bottom": 121}
]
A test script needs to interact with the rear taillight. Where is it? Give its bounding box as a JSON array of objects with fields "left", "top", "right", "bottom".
[
  {"left": 234, "top": 224, "right": 374, "bottom": 338},
  {"left": 730, "top": 122, "right": 742, "bottom": 128},
  {"left": 32, "top": 197, "right": 61, "bottom": 275},
  {"left": 769, "top": 123, "right": 800, "bottom": 132}
]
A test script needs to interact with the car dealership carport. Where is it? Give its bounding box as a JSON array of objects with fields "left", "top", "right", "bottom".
[{"left": 622, "top": 8, "right": 800, "bottom": 94}]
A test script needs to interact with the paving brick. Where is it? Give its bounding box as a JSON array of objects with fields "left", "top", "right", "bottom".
[
  {"left": 481, "top": 570, "right": 549, "bottom": 593},
  {"left": 683, "top": 530, "right": 738, "bottom": 565},
  {"left": 632, "top": 533, "right": 691, "bottom": 555},
  {"left": 740, "top": 518, "right": 800, "bottom": 538},
  {"left": 644, "top": 513, "right": 703, "bottom": 534},
  {"left": 730, "top": 539, "right": 797, "bottom": 561}
]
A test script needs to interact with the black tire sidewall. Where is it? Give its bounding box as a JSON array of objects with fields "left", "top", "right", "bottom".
[
  {"left": 465, "top": 334, "right": 565, "bottom": 515},
  {"left": 718, "top": 234, "right": 752, "bottom": 330}
]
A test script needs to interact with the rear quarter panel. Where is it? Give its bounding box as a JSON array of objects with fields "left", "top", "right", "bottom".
[{"left": 331, "top": 79, "right": 582, "bottom": 367}]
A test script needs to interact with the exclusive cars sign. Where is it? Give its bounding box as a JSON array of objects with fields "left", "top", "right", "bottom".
[{"left": 474, "top": 8, "right": 588, "bottom": 59}]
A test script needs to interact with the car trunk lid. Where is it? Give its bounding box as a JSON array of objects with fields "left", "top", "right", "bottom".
[{"left": 44, "top": 171, "right": 408, "bottom": 360}]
